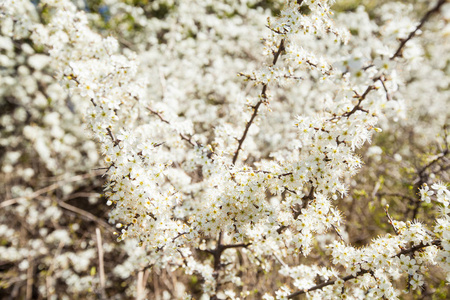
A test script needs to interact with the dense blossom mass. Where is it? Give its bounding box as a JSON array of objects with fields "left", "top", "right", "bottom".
[{"left": 1, "top": 0, "right": 449, "bottom": 299}]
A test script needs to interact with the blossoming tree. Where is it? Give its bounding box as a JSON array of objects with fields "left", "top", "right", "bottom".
[{"left": 1, "top": 0, "right": 449, "bottom": 299}]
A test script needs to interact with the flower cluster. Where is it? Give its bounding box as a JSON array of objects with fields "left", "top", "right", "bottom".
[{"left": 1, "top": 0, "right": 449, "bottom": 299}]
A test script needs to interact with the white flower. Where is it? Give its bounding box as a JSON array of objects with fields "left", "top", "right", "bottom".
[{"left": 419, "top": 184, "right": 434, "bottom": 203}]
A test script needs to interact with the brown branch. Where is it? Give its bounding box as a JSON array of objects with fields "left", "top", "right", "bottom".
[
  {"left": 411, "top": 147, "right": 449, "bottom": 219},
  {"left": 232, "top": 99, "right": 265, "bottom": 165},
  {"left": 58, "top": 201, "right": 114, "bottom": 233},
  {"left": 287, "top": 240, "right": 441, "bottom": 298},
  {"left": 331, "top": 224, "right": 345, "bottom": 243},
  {"left": 328, "top": 1, "right": 445, "bottom": 125},
  {"left": 155, "top": 232, "right": 188, "bottom": 252},
  {"left": 384, "top": 205, "right": 399, "bottom": 235},
  {"left": 64, "top": 192, "right": 101, "bottom": 201},
  {"left": 415, "top": 149, "right": 449, "bottom": 182},
  {"left": 397, "top": 239, "right": 441, "bottom": 255},
  {"left": 232, "top": 39, "right": 285, "bottom": 165},
  {"left": 221, "top": 243, "right": 252, "bottom": 251},
  {"left": 272, "top": 39, "right": 285, "bottom": 65},
  {"left": 1, "top": 170, "right": 104, "bottom": 208},
  {"left": 278, "top": 186, "right": 315, "bottom": 234},
  {"left": 96, "top": 228, "right": 107, "bottom": 299},
  {"left": 147, "top": 107, "right": 170, "bottom": 124},
  {"left": 378, "top": 76, "right": 392, "bottom": 101},
  {"left": 106, "top": 127, "right": 119, "bottom": 146},
  {"left": 342, "top": 85, "right": 374, "bottom": 118},
  {"left": 206, "top": 232, "right": 251, "bottom": 299},
  {"left": 376, "top": 192, "right": 416, "bottom": 203},
  {"left": 210, "top": 231, "right": 224, "bottom": 300},
  {"left": 391, "top": 0, "right": 446, "bottom": 60},
  {"left": 147, "top": 107, "right": 197, "bottom": 147},
  {"left": 328, "top": 84, "right": 375, "bottom": 122},
  {"left": 298, "top": 186, "right": 315, "bottom": 216}
]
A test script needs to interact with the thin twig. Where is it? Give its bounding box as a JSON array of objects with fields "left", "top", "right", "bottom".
[
  {"left": 58, "top": 201, "right": 114, "bottom": 233},
  {"left": 377, "top": 192, "right": 416, "bottom": 203},
  {"left": 378, "top": 76, "right": 391, "bottom": 101},
  {"left": 331, "top": 224, "right": 345, "bottom": 243},
  {"left": 342, "top": 85, "right": 374, "bottom": 118},
  {"left": 46, "top": 241, "right": 65, "bottom": 298},
  {"left": 106, "top": 128, "right": 119, "bottom": 146},
  {"left": 286, "top": 240, "right": 441, "bottom": 298},
  {"left": 1, "top": 170, "right": 104, "bottom": 208},
  {"left": 391, "top": 0, "right": 446, "bottom": 59},
  {"left": 232, "top": 39, "right": 285, "bottom": 164},
  {"left": 384, "top": 205, "right": 399, "bottom": 235},
  {"left": 64, "top": 192, "right": 101, "bottom": 201},
  {"left": 328, "top": 0, "right": 446, "bottom": 125},
  {"left": 147, "top": 107, "right": 197, "bottom": 147},
  {"left": 415, "top": 149, "right": 449, "bottom": 183},
  {"left": 274, "top": 253, "right": 288, "bottom": 268}
]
